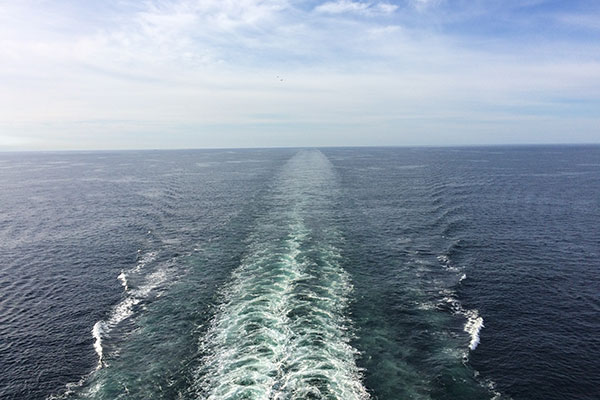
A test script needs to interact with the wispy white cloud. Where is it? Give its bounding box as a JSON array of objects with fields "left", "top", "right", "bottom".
[
  {"left": 555, "top": 13, "right": 600, "bottom": 31},
  {"left": 0, "top": 0, "right": 599, "bottom": 149},
  {"left": 367, "top": 24, "right": 402, "bottom": 37},
  {"left": 314, "top": 1, "right": 397, "bottom": 16},
  {"left": 410, "top": 0, "right": 442, "bottom": 12}
]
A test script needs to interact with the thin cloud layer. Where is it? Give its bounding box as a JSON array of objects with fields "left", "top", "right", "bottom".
[
  {"left": 409, "top": 0, "right": 441, "bottom": 11},
  {"left": 315, "top": 1, "right": 398, "bottom": 16},
  {"left": 0, "top": 0, "right": 599, "bottom": 149}
]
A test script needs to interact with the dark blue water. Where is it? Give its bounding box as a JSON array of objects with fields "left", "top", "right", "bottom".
[{"left": 0, "top": 146, "right": 598, "bottom": 400}]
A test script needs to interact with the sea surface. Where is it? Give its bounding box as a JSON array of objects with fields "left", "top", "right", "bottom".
[{"left": 0, "top": 146, "right": 598, "bottom": 400}]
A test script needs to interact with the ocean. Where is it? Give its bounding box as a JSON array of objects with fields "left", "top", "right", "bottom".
[{"left": 0, "top": 146, "right": 598, "bottom": 400}]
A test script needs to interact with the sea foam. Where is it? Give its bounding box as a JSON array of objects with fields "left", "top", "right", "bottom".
[
  {"left": 192, "top": 150, "right": 369, "bottom": 400},
  {"left": 464, "top": 310, "right": 484, "bottom": 350},
  {"left": 90, "top": 252, "right": 167, "bottom": 369}
]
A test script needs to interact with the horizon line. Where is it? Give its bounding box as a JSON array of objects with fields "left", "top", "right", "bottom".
[{"left": 1, "top": 142, "right": 599, "bottom": 154}]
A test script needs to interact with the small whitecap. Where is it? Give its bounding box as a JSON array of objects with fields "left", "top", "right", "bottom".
[
  {"left": 464, "top": 310, "right": 484, "bottom": 350},
  {"left": 92, "top": 321, "right": 106, "bottom": 369},
  {"left": 117, "top": 271, "right": 128, "bottom": 291}
]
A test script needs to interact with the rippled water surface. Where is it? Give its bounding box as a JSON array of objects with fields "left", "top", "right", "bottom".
[{"left": 1, "top": 146, "right": 598, "bottom": 400}]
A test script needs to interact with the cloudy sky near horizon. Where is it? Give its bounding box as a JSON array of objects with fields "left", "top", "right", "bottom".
[{"left": 1, "top": 0, "right": 599, "bottom": 150}]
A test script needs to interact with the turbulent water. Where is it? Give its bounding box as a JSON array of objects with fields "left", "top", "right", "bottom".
[{"left": 0, "top": 146, "right": 599, "bottom": 400}]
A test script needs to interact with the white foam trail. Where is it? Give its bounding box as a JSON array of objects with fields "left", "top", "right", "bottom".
[
  {"left": 193, "top": 150, "right": 368, "bottom": 400},
  {"left": 438, "top": 253, "right": 482, "bottom": 351},
  {"left": 196, "top": 224, "right": 368, "bottom": 399},
  {"left": 92, "top": 321, "right": 105, "bottom": 369},
  {"left": 438, "top": 253, "right": 460, "bottom": 272},
  {"left": 273, "top": 241, "right": 369, "bottom": 400},
  {"left": 464, "top": 310, "right": 484, "bottom": 351},
  {"left": 134, "top": 251, "right": 156, "bottom": 272},
  {"left": 482, "top": 377, "right": 508, "bottom": 400},
  {"left": 440, "top": 293, "right": 484, "bottom": 351},
  {"left": 195, "top": 223, "right": 307, "bottom": 399},
  {"left": 52, "top": 251, "right": 172, "bottom": 398},
  {"left": 91, "top": 264, "right": 168, "bottom": 369},
  {"left": 437, "top": 255, "right": 450, "bottom": 264},
  {"left": 117, "top": 271, "right": 128, "bottom": 291}
]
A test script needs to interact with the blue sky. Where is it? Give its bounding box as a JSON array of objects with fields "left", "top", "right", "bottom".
[{"left": 1, "top": 0, "right": 599, "bottom": 150}]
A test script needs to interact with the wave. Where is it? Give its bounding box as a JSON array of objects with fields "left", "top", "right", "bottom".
[
  {"left": 464, "top": 309, "right": 484, "bottom": 351},
  {"left": 117, "top": 271, "right": 128, "bottom": 291},
  {"left": 439, "top": 293, "right": 484, "bottom": 353},
  {"left": 437, "top": 252, "right": 484, "bottom": 353},
  {"left": 89, "top": 251, "right": 161, "bottom": 367},
  {"left": 48, "top": 249, "right": 167, "bottom": 399},
  {"left": 191, "top": 150, "right": 368, "bottom": 400},
  {"left": 91, "top": 321, "right": 106, "bottom": 369},
  {"left": 92, "top": 266, "right": 169, "bottom": 369},
  {"left": 194, "top": 223, "right": 368, "bottom": 399}
]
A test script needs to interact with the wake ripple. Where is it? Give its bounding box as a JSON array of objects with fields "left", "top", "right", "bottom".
[
  {"left": 91, "top": 251, "right": 160, "bottom": 369},
  {"left": 192, "top": 151, "right": 368, "bottom": 400}
]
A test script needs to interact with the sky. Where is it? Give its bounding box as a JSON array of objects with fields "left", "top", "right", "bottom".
[{"left": 1, "top": 0, "right": 599, "bottom": 150}]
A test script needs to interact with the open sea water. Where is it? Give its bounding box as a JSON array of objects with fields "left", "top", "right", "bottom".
[{"left": 0, "top": 146, "right": 598, "bottom": 400}]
